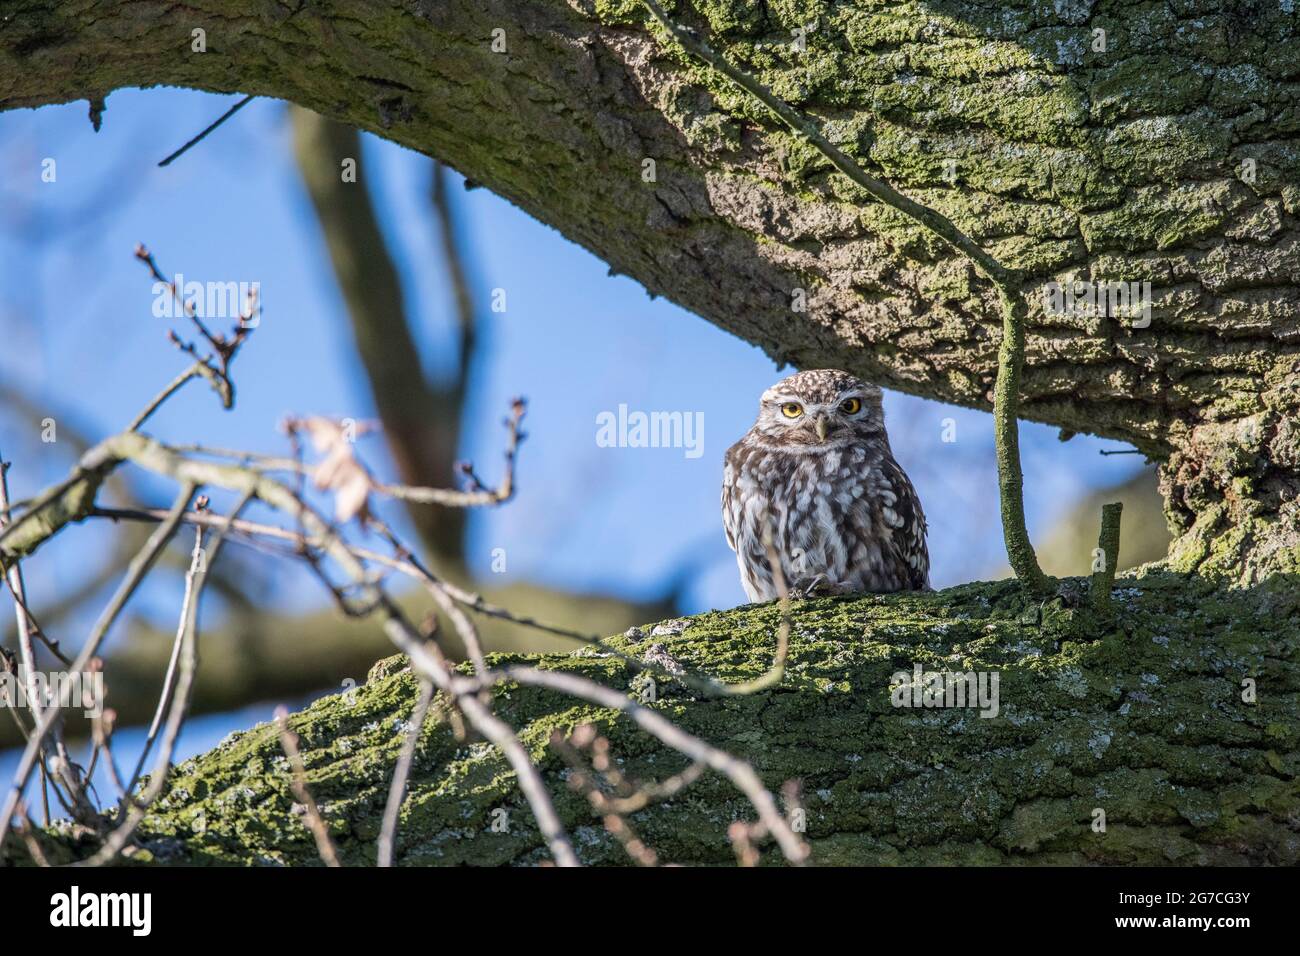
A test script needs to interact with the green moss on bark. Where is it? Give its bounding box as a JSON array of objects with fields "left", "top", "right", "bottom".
[{"left": 10, "top": 571, "right": 1295, "bottom": 867}]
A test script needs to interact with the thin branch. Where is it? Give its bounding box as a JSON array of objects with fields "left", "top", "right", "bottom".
[
  {"left": 376, "top": 677, "right": 436, "bottom": 867},
  {"left": 15, "top": 804, "right": 49, "bottom": 866},
  {"left": 375, "top": 397, "right": 527, "bottom": 507},
  {"left": 550, "top": 728, "right": 660, "bottom": 866},
  {"left": 0, "top": 456, "right": 46, "bottom": 719},
  {"left": 79, "top": 491, "right": 247, "bottom": 866},
  {"left": 499, "top": 665, "right": 809, "bottom": 865},
  {"left": 90, "top": 504, "right": 771, "bottom": 699},
  {"left": 157, "top": 95, "right": 254, "bottom": 168},
  {"left": 122, "top": 509, "right": 216, "bottom": 799},
  {"left": 92, "top": 710, "right": 133, "bottom": 803},
  {"left": 1091, "top": 502, "right": 1124, "bottom": 613},
  {"left": 277, "top": 708, "right": 343, "bottom": 868},
  {"left": 991, "top": 288, "right": 1050, "bottom": 592},
  {"left": 377, "top": 612, "right": 580, "bottom": 867},
  {"left": 369, "top": 519, "right": 489, "bottom": 676},
  {"left": 0, "top": 580, "right": 70, "bottom": 666},
  {"left": 0, "top": 483, "right": 194, "bottom": 851},
  {"left": 133, "top": 245, "right": 260, "bottom": 409},
  {"left": 127, "top": 365, "right": 202, "bottom": 432}
]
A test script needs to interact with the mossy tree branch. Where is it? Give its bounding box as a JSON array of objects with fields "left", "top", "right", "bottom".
[{"left": 9, "top": 573, "right": 1297, "bottom": 867}]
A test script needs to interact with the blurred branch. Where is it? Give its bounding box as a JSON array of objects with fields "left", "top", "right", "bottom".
[
  {"left": 430, "top": 159, "right": 478, "bottom": 412},
  {"left": 276, "top": 706, "right": 342, "bottom": 868},
  {"left": 81, "top": 496, "right": 247, "bottom": 867},
  {"left": 290, "top": 107, "right": 476, "bottom": 567},
  {"left": 0, "top": 381, "right": 149, "bottom": 652},
  {"left": 377, "top": 677, "right": 435, "bottom": 867}
]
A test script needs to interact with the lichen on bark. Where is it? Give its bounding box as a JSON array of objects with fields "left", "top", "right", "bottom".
[{"left": 10, "top": 569, "right": 1295, "bottom": 867}]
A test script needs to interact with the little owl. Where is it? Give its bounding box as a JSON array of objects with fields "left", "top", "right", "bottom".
[{"left": 722, "top": 369, "right": 929, "bottom": 602}]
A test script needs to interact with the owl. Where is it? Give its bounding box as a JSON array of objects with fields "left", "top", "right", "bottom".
[{"left": 722, "top": 369, "right": 929, "bottom": 603}]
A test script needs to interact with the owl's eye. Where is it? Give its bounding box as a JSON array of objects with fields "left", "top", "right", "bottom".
[
  {"left": 780, "top": 402, "right": 803, "bottom": 419},
  {"left": 839, "top": 397, "right": 862, "bottom": 415}
]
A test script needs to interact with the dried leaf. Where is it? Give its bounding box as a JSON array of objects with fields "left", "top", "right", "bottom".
[{"left": 297, "top": 417, "right": 375, "bottom": 523}]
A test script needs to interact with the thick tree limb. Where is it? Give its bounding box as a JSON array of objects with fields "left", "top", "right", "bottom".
[
  {"left": 9, "top": 574, "right": 1296, "bottom": 867},
  {"left": 4, "top": 0, "right": 1296, "bottom": 577}
]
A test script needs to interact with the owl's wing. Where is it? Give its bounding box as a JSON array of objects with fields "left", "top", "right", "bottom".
[
  {"left": 878, "top": 454, "right": 930, "bottom": 589},
  {"left": 721, "top": 449, "right": 739, "bottom": 553}
]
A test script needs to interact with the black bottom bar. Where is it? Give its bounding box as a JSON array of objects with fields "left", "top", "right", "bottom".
[{"left": 5, "top": 864, "right": 1287, "bottom": 941}]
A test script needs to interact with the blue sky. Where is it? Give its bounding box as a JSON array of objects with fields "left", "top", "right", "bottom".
[{"left": 0, "top": 88, "right": 1145, "bottom": 628}]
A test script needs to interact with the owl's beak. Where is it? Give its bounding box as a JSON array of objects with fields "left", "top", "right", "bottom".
[{"left": 814, "top": 415, "right": 829, "bottom": 441}]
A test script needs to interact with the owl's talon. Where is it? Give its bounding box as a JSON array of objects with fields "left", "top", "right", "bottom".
[{"left": 787, "top": 574, "right": 832, "bottom": 600}]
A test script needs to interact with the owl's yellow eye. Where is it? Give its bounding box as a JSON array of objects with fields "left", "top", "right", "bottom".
[
  {"left": 839, "top": 397, "right": 862, "bottom": 415},
  {"left": 780, "top": 402, "right": 803, "bottom": 419}
]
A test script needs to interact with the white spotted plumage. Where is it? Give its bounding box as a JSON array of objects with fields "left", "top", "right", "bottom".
[{"left": 722, "top": 369, "right": 929, "bottom": 603}]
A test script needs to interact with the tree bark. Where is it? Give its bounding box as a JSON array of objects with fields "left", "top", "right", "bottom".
[
  {"left": 4, "top": 1, "right": 1299, "bottom": 578},
  {"left": 7, "top": 575, "right": 1297, "bottom": 866}
]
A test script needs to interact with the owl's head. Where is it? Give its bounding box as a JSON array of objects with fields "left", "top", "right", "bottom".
[{"left": 753, "top": 369, "right": 885, "bottom": 446}]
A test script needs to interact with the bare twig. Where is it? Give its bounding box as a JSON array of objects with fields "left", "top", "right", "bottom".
[
  {"left": 369, "top": 521, "right": 489, "bottom": 677},
  {"left": 75, "top": 430, "right": 581, "bottom": 866},
  {"left": 78, "top": 492, "right": 248, "bottom": 866},
  {"left": 501, "top": 665, "right": 809, "bottom": 865},
  {"left": 551, "top": 724, "right": 703, "bottom": 866},
  {"left": 132, "top": 245, "right": 260, "bottom": 410},
  {"left": 157, "top": 95, "right": 255, "bottom": 168},
  {"left": 0, "top": 483, "right": 194, "bottom": 851},
  {"left": 89, "top": 503, "right": 773, "bottom": 700},
  {"left": 92, "top": 709, "right": 133, "bottom": 802},
  {"left": 376, "top": 610, "right": 579, "bottom": 867},
  {"left": 122, "top": 499, "right": 231, "bottom": 800},
  {"left": 127, "top": 365, "right": 202, "bottom": 432},
  {"left": 15, "top": 803, "right": 50, "bottom": 866},
  {"left": 0, "top": 581, "right": 70, "bottom": 666},
  {"left": 376, "top": 678, "right": 436, "bottom": 867},
  {"left": 277, "top": 707, "right": 343, "bottom": 868},
  {"left": 376, "top": 397, "right": 526, "bottom": 507},
  {"left": 0, "top": 455, "right": 45, "bottom": 718}
]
